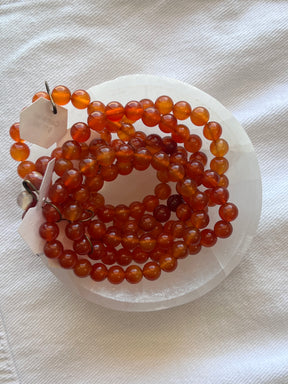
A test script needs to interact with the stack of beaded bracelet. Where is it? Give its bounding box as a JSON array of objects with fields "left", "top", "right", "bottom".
[{"left": 9, "top": 85, "right": 238, "bottom": 285}]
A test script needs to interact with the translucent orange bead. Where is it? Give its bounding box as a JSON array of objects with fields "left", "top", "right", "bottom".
[
  {"left": 157, "top": 232, "right": 173, "bottom": 250},
  {"left": 58, "top": 250, "right": 77, "bottom": 269},
  {"left": 114, "top": 204, "right": 129, "bottom": 222},
  {"left": 202, "top": 170, "right": 220, "bottom": 188},
  {"left": 54, "top": 158, "right": 73, "bottom": 176},
  {"left": 190, "top": 211, "right": 209, "bottom": 229},
  {"left": 117, "top": 160, "right": 133, "bottom": 175},
  {"left": 24, "top": 171, "right": 43, "bottom": 190},
  {"left": 153, "top": 204, "right": 171, "bottom": 223},
  {"left": 51, "top": 147, "right": 63, "bottom": 159},
  {"left": 159, "top": 114, "right": 177, "bottom": 134},
  {"left": 71, "top": 89, "right": 90, "bottom": 109},
  {"left": 121, "top": 233, "right": 139, "bottom": 250},
  {"left": 106, "top": 101, "right": 124, "bottom": 122},
  {"left": 104, "top": 226, "right": 121, "bottom": 247},
  {"left": 185, "top": 160, "right": 204, "bottom": 184},
  {"left": 98, "top": 204, "right": 115, "bottom": 223},
  {"left": 146, "top": 134, "right": 163, "bottom": 154},
  {"left": 115, "top": 249, "right": 132, "bottom": 266},
  {"left": 219, "top": 202, "right": 238, "bottom": 222},
  {"left": 101, "top": 246, "right": 116, "bottom": 265},
  {"left": 101, "top": 164, "right": 118, "bottom": 181},
  {"left": 51, "top": 85, "right": 71, "bottom": 105},
  {"left": 87, "top": 111, "right": 106, "bottom": 132},
  {"left": 183, "top": 227, "right": 201, "bottom": 246},
  {"left": 87, "top": 101, "right": 106, "bottom": 115},
  {"left": 88, "top": 220, "right": 106, "bottom": 240},
  {"left": 65, "top": 221, "right": 85, "bottom": 241},
  {"left": 173, "top": 101, "right": 191, "bottom": 120},
  {"left": 115, "top": 143, "right": 134, "bottom": 163},
  {"left": 139, "top": 234, "right": 156, "bottom": 252},
  {"left": 9, "top": 122, "right": 22, "bottom": 142},
  {"left": 62, "top": 202, "right": 83, "bottom": 221},
  {"left": 171, "top": 221, "right": 185, "bottom": 238},
  {"left": 32, "top": 91, "right": 49, "bottom": 103},
  {"left": 91, "top": 263, "right": 108, "bottom": 281},
  {"left": 107, "top": 265, "right": 125, "bottom": 284},
  {"left": 117, "top": 122, "right": 135, "bottom": 141},
  {"left": 189, "top": 151, "right": 208, "bottom": 166},
  {"left": 61, "top": 168, "right": 83, "bottom": 190},
  {"left": 143, "top": 195, "right": 159, "bottom": 212},
  {"left": 42, "top": 203, "right": 61, "bottom": 222},
  {"left": 39, "top": 222, "right": 59, "bottom": 241},
  {"left": 88, "top": 192, "right": 105, "bottom": 209},
  {"left": 218, "top": 174, "right": 229, "bottom": 188},
  {"left": 89, "top": 243, "right": 106, "bottom": 261},
  {"left": 124, "top": 100, "right": 144, "bottom": 121},
  {"left": 171, "top": 124, "right": 190, "bottom": 143},
  {"left": 134, "top": 147, "right": 152, "bottom": 170},
  {"left": 72, "top": 185, "right": 89, "bottom": 204},
  {"left": 71, "top": 122, "right": 90, "bottom": 142},
  {"left": 35, "top": 156, "right": 51, "bottom": 175},
  {"left": 176, "top": 178, "right": 197, "bottom": 198},
  {"left": 132, "top": 247, "right": 148, "bottom": 264},
  {"left": 172, "top": 241, "right": 188, "bottom": 259},
  {"left": 151, "top": 151, "right": 170, "bottom": 170},
  {"left": 203, "top": 121, "right": 222, "bottom": 140},
  {"left": 73, "top": 236, "right": 92, "bottom": 255},
  {"left": 62, "top": 140, "right": 81, "bottom": 160},
  {"left": 214, "top": 220, "right": 233, "bottom": 238},
  {"left": 168, "top": 163, "right": 185, "bottom": 182},
  {"left": 100, "top": 129, "right": 112, "bottom": 144},
  {"left": 79, "top": 158, "right": 98, "bottom": 177},
  {"left": 10, "top": 142, "right": 30, "bottom": 161},
  {"left": 17, "top": 161, "right": 36, "bottom": 178},
  {"left": 155, "top": 95, "right": 174, "bottom": 114},
  {"left": 159, "top": 254, "right": 177, "bottom": 272},
  {"left": 125, "top": 265, "right": 143, "bottom": 284},
  {"left": 88, "top": 138, "right": 106, "bottom": 155},
  {"left": 210, "top": 138, "right": 229, "bottom": 157},
  {"left": 200, "top": 229, "right": 217, "bottom": 247},
  {"left": 154, "top": 183, "right": 171, "bottom": 200},
  {"left": 48, "top": 182, "right": 68, "bottom": 204},
  {"left": 210, "top": 187, "right": 229, "bottom": 205},
  {"left": 44, "top": 240, "right": 63, "bottom": 259},
  {"left": 134, "top": 130, "right": 147, "bottom": 141},
  {"left": 74, "top": 259, "right": 92, "bottom": 277},
  {"left": 190, "top": 106, "right": 210, "bottom": 126},
  {"left": 184, "top": 134, "right": 202, "bottom": 153},
  {"left": 142, "top": 107, "right": 161, "bottom": 127},
  {"left": 157, "top": 169, "right": 170, "bottom": 183},
  {"left": 143, "top": 261, "right": 161, "bottom": 280},
  {"left": 129, "top": 201, "right": 145, "bottom": 220},
  {"left": 176, "top": 203, "right": 191, "bottom": 221},
  {"left": 210, "top": 157, "right": 229, "bottom": 175},
  {"left": 139, "top": 98, "right": 154, "bottom": 110},
  {"left": 96, "top": 145, "right": 116, "bottom": 166},
  {"left": 189, "top": 190, "right": 208, "bottom": 211},
  {"left": 162, "top": 136, "right": 177, "bottom": 154}
]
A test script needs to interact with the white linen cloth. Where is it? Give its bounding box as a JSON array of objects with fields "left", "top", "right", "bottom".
[{"left": 0, "top": 1, "right": 287, "bottom": 383}]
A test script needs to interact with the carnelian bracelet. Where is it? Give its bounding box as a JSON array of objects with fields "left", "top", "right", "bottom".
[{"left": 9, "top": 85, "right": 238, "bottom": 284}]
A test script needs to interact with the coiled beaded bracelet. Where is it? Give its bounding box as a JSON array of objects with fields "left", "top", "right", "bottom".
[{"left": 9, "top": 85, "right": 238, "bottom": 284}]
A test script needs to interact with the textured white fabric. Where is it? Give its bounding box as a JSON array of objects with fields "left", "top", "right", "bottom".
[{"left": 1, "top": 1, "right": 288, "bottom": 383}]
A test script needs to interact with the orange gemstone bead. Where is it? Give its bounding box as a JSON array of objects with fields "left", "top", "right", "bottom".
[
  {"left": 62, "top": 140, "right": 81, "bottom": 160},
  {"left": 168, "top": 163, "right": 185, "bottom": 182},
  {"left": 32, "top": 91, "right": 49, "bottom": 103},
  {"left": 157, "top": 169, "right": 170, "bottom": 183},
  {"left": 115, "top": 143, "right": 134, "bottom": 162},
  {"left": 125, "top": 265, "right": 143, "bottom": 284},
  {"left": 173, "top": 101, "right": 191, "bottom": 120},
  {"left": 106, "top": 101, "right": 124, "bottom": 122},
  {"left": 106, "top": 265, "right": 125, "bottom": 284},
  {"left": 118, "top": 122, "right": 135, "bottom": 141},
  {"left": 139, "top": 99, "right": 154, "bottom": 110},
  {"left": 167, "top": 194, "right": 184, "bottom": 212},
  {"left": 210, "top": 157, "right": 229, "bottom": 175},
  {"left": 51, "top": 147, "right": 63, "bottom": 159},
  {"left": 59, "top": 250, "right": 78, "bottom": 269},
  {"left": 171, "top": 221, "right": 185, "bottom": 238},
  {"left": 87, "top": 101, "right": 106, "bottom": 114},
  {"left": 202, "top": 170, "right": 220, "bottom": 188},
  {"left": 124, "top": 100, "right": 144, "bottom": 121},
  {"left": 176, "top": 203, "right": 191, "bottom": 221},
  {"left": 172, "top": 241, "right": 188, "bottom": 259},
  {"left": 155, "top": 95, "right": 174, "bottom": 114},
  {"left": 190, "top": 211, "right": 210, "bottom": 229},
  {"left": 210, "top": 138, "right": 229, "bottom": 157},
  {"left": 189, "top": 191, "right": 208, "bottom": 211},
  {"left": 153, "top": 205, "right": 171, "bottom": 223},
  {"left": 88, "top": 220, "right": 106, "bottom": 240},
  {"left": 96, "top": 145, "right": 116, "bottom": 166},
  {"left": 51, "top": 85, "right": 71, "bottom": 105},
  {"left": 35, "top": 156, "right": 51, "bottom": 175},
  {"left": 44, "top": 240, "right": 63, "bottom": 259},
  {"left": 189, "top": 151, "right": 208, "bottom": 166},
  {"left": 73, "top": 237, "right": 92, "bottom": 255},
  {"left": 184, "top": 134, "right": 202, "bottom": 153},
  {"left": 129, "top": 201, "right": 145, "bottom": 220},
  {"left": 139, "top": 234, "right": 156, "bottom": 252},
  {"left": 142, "top": 107, "right": 161, "bottom": 127},
  {"left": 54, "top": 158, "right": 73, "bottom": 176},
  {"left": 190, "top": 106, "right": 209, "bottom": 126},
  {"left": 154, "top": 183, "right": 171, "bottom": 200},
  {"left": 203, "top": 121, "right": 222, "bottom": 140},
  {"left": 17, "top": 161, "right": 36, "bottom": 178},
  {"left": 65, "top": 221, "right": 85, "bottom": 241},
  {"left": 218, "top": 174, "right": 229, "bottom": 188},
  {"left": 159, "top": 114, "right": 177, "bottom": 134},
  {"left": 62, "top": 168, "right": 83, "bottom": 190},
  {"left": 10, "top": 142, "right": 30, "bottom": 161},
  {"left": 87, "top": 111, "right": 106, "bottom": 132},
  {"left": 48, "top": 182, "right": 68, "bottom": 204},
  {"left": 117, "top": 160, "right": 133, "bottom": 175},
  {"left": 134, "top": 147, "right": 152, "bottom": 170},
  {"left": 210, "top": 187, "right": 229, "bottom": 205},
  {"left": 42, "top": 203, "right": 61, "bottom": 223},
  {"left": 91, "top": 263, "right": 108, "bottom": 281},
  {"left": 62, "top": 202, "right": 83, "bottom": 221},
  {"left": 24, "top": 171, "right": 43, "bottom": 190},
  {"left": 74, "top": 259, "right": 92, "bottom": 277},
  {"left": 71, "top": 89, "right": 90, "bottom": 109},
  {"left": 219, "top": 202, "right": 238, "bottom": 222},
  {"left": 200, "top": 229, "right": 217, "bottom": 247},
  {"left": 214, "top": 220, "right": 233, "bottom": 238},
  {"left": 143, "top": 261, "right": 161, "bottom": 280},
  {"left": 104, "top": 226, "right": 121, "bottom": 247},
  {"left": 98, "top": 204, "right": 115, "bottom": 223},
  {"left": 71, "top": 122, "right": 91, "bottom": 142},
  {"left": 159, "top": 254, "right": 177, "bottom": 272},
  {"left": 183, "top": 227, "right": 201, "bottom": 246},
  {"left": 39, "top": 222, "right": 59, "bottom": 241},
  {"left": 9, "top": 122, "right": 22, "bottom": 142},
  {"left": 143, "top": 195, "right": 159, "bottom": 212},
  {"left": 151, "top": 151, "right": 170, "bottom": 170},
  {"left": 79, "top": 158, "right": 98, "bottom": 177},
  {"left": 176, "top": 178, "right": 197, "bottom": 197},
  {"left": 162, "top": 136, "right": 177, "bottom": 154},
  {"left": 89, "top": 243, "right": 107, "bottom": 261},
  {"left": 114, "top": 204, "right": 130, "bottom": 222},
  {"left": 172, "top": 124, "right": 190, "bottom": 143}
]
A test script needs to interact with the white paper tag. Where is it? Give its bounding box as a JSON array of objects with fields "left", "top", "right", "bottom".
[
  {"left": 18, "top": 158, "right": 55, "bottom": 255},
  {"left": 20, "top": 98, "right": 68, "bottom": 149}
]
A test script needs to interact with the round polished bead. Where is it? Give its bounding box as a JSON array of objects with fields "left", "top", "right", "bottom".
[
  {"left": 51, "top": 85, "right": 71, "bottom": 105},
  {"left": 142, "top": 107, "right": 161, "bottom": 127},
  {"left": 143, "top": 261, "right": 161, "bottom": 280},
  {"left": 188, "top": 243, "right": 202, "bottom": 255},
  {"left": 162, "top": 136, "right": 177, "bottom": 155},
  {"left": 88, "top": 220, "right": 106, "bottom": 240},
  {"left": 132, "top": 247, "right": 149, "bottom": 264},
  {"left": 176, "top": 178, "right": 197, "bottom": 197},
  {"left": 200, "top": 229, "right": 217, "bottom": 247},
  {"left": 121, "top": 219, "right": 139, "bottom": 235},
  {"left": 89, "top": 192, "right": 105, "bottom": 209},
  {"left": 35, "top": 156, "right": 51, "bottom": 175},
  {"left": 185, "top": 160, "right": 204, "bottom": 184},
  {"left": 157, "top": 169, "right": 170, "bottom": 183},
  {"left": 62, "top": 202, "right": 83, "bottom": 221},
  {"left": 87, "top": 100, "right": 106, "bottom": 114},
  {"left": 168, "top": 163, "right": 185, "bottom": 182},
  {"left": 184, "top": 134, "right": 202, "bottom": 153},
  {"left": 114, "top": 204, "right": 130, "bottom": 222},
  {"left": 134, "top": 148, "right": 152, "bottom": 170},
  {"left": 214, "top": 220, "right": 233, "bottom": 238},
  {"left": 143, "top": 195, "right": 159, "bottom": 212},
  {"left": 154, "top": 183, "right": 171, "bottom": 200},
  {"left": 190, "top": 106, "right": 209, "bottom": 126},
  {"left": 219, "top": 202, "right": 238, "bottom": 222},
  {"left": 145, "top": 134, "right": 163, "bottom": 154},
  {"left": 118, "top": 122, "right": 135, "bottom": 141},
  {"left": 71, "top": 122, "right": 90, "bottom": 142},
  {"left": 153, "top": 205, "right": 171, "bottom": 223},
  {"left": 48, "top": 182, "right": 68, "bottom": 204},
  {"left": 17, "top": 161, "right": 36, "bottom": 178},
  {"left": 190, "top": 211, "right": 210, "bottom": 229},
  {"left": 74, "top": 258, "right": 92, "bottom": 277},
  {"left": 210, "top": 157, "right": 229, "bottom": 175},
  {"left": 58, "top": 249, "right": 77, "bottom": 268},
  {"left": 202, "top": 170, "right": 220, "bottom": 189},
  {"left": 170, "top": 150, "right": 188, "bottom": 165},
  {"left": 138, "top": 213, "right": 157, "bottom": 232},
  {"left": 101, "top": 246, "right": 117, "bottom": 265},
  {"left": 101, "top": 164, "right": 118, "bottom": 181},
  {"left": 10, "top": 142, "right": 30, "bottom": 161},
  {"left": 155, "top": 95, "right": 173, "bottom": 114},
  {"left": 117, "top": 160, "right": 133, "bottom": 175},
  {"left": 73, "top": 237, "right": 92, "bottom": 255},
  {"left": 44, "top": 240, "right": 63, "bottom": 259},
  {"left": 106, "top": 101, "right": 124, "bottom": 121},
  {"left": 189, "top": 190, "right": 208, "bottom": 211},
  {"left": 87, "top": 111, "right": 106, "bottom": 132},
  {"left": 139, "top": 99, "right": 154, "bottom": 110},
  {"left": 51, "top": 147, "right": 63, "bottom": 159},
  {"left": 90, "top": 263, "right": 108, "bottom": 281},
  {"left": 97, "top": 204, "right": 115, "bottom": 223},
  {"left": 9, "top": 122, "right": 22, "bottom": 142},
  {"left": 121, "top": 233, "right": 139, "bottom": 250},
  {"left": 42, "top": 203, "right": 61, "bottom": 222},
  {"left": 172, "top": 124, "right": 190, "bottom": 143},
  {"left": 71, "top": 89, "right": 90, "bottom": 109},
  {"left": 157, "top": 232, "right": 173, "bottom": 250},
  {"left": 151, "top": 151, "right": 170, "bottom": 170},
  {"left": 173, "top": 101, "right": 191, "bottom": 120},
  {"left": 159, "top": 114, "right": 177, "bottom": 133},
  {"left": 210, "top": 138, "right": 229, "bottom": 157},
  {"left": 89, "top": 242, "right": 107, "bottom": 260},
  {"left": 189, "top": 151, "right": 208, "bottom": 166},
  {"left": 125, "top": 265, "right": 143, "bottom": 284},
  {"left": 210, "top": 187, "right": 229, "bottom": 205},
  {"left": 85, "top": 175, "right": 104, "bottom": 192},
  {"left": 115, "top": 249, "right": 133, "bottom": 266},
  {"left": 80, "top": 142, "right": 90, "bottom": 158},
  {"left": 106, "top": 120, "right": 122, "bottom": 133},
  {"left": 107, "top": 265, "right": 125, "bottom": 284},
  {"left": 116, "top": 143, "right": 134, "bottom": 162},
  {"left": 159, "top": 254, "right": 177, "bottom": 272},
  {"left": 96, "top": 145, "right": 116, "bottom": 166},
  {"left": 172, "top": 241, "right": 188, "bottom": 259},
  {"left": 167, "top": 194, "right": 184, "bottom": 212},
  {"left": 61, "top": 168, "right": 83, "bottom": 190},
  {"left": 129, "top": 136, "right": 145, "bottom": 151},
  {"left": 89, "top": 138, "right": 106, "bottom": 155},
  {"left": 62, "top": 140, "right": 81, "bottom": 160},
  {"left": 124, "top": 100, "right": 144, "bottom": 121},
  {"left": 183, "top": 227, "right": 201, "bottom": 246},
  {"left": 24, "top": 171, "right": 43, "bottom": 190},
  {"left": 39, "top": 222, "right": 59, "bottom": 241},
  {"left": 176, "top": 203, "right": 191, "bottom": 221},
  {"left": 218, "top": 174, "right": 229, "bottom": 188},
  {"left": 139, "top": 234, "right": 156, "bottom": 252},
  {"left": 104, "top": 226, "right": 121, "bottom": 247},
  {"left": 129, "top": 202, "right": 145, "bottom": 220},
  {"left": 171, "top": 221, "right": 185, "bottom": 238},
  {"left": 65, "top": 221, "right": 85, "bottom": 240},
  {"left": 79, "top": 158, "right": 99, "bottom": 177},
  {"left": 32, "top": 91, "right": 50, "bottom": 102},
  {"left": 203, "top": 121, "right": 222, "bottom": 140}
]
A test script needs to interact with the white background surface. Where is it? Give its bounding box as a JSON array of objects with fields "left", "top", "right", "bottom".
[{"left": 0, "top": 1, "right": 287, "bottom": 383}]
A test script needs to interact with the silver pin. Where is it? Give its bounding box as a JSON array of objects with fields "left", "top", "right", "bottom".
[{"left": 45, "top": 81, "right": 57, "bottom": 114}]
